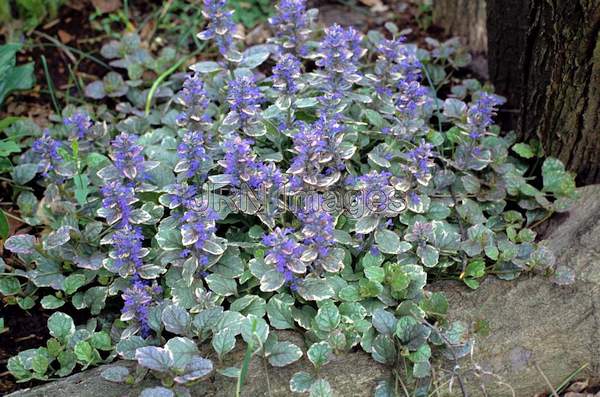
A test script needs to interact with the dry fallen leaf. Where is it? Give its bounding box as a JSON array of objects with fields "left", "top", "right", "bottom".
[
  {"left": 57, "top": 29, "right": 73, "bottom": 44},
  {"left": 91, "top": 0, "right": 122, "bottom": 14}
]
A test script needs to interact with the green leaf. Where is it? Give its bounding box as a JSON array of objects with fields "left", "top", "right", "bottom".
[
  {"left": 364, "top": 266, "right": 385, "bottom": 283},
  {"left": 64, "top": 274, "right": 86, "bottom": 295},
  {"left": 267, "top": 294, "right": 295, "bottom": 330},
  {"left": 205, "top": 273, "right": 238, "bottom": 297},
  {"left": 90, "top": 331, "right": 112, "bottom": 351},
  {"left": 290, "top": 371, "right": 314, "bottom": 393},
  {"left": 314, "top": 301, "right": 340, "bottom": 332},
  {"left": 267, "top": 341, "right": 302, "bottom": 367},
  {"left": 374, "top": 229, "right": 402, "bottom": 254},
  {"left": 0, "top": 210, "right": 9, "bottom": 240},
  {"left": 11, "top": 163, "right": 38, "bottom": 184},
  {"left": 307, "top": 341, "right": 332, "bottom": 369},
  {"left": 542, "top": 157, "right": 576, "bottom": 197},
  {"left": 364, "top": 109, "right": 384, "bottom": 128},
  {"left": 74, "top": 341, "right": 95, "bottom": 363},
  {"left": 512, "top": 142, "right": 535, "bottom": 159},
  {"left": 74, "top": 174, "right": 90, "bottom": 205},
  {"left": 464, "top": 259, "right": 486, "bottom": 278},
  {"left": 310, "top": 379, "right": 333, "bottom": 397},
  {"left": 371, "top": 334, "right": 396, "bottom": 365},
  {"left": 420, "top": 292, "right": 448, "bottom": 317},
  {"left": 241, "top": 314, "right": 269, "bottom": 346},
  {"left": 296, "top": 278, "right": 334, "bottom": 301},
  {"left": 48, "top": 312, "right": 75, "bottom": 341},
  {"left": 31, "top": 354, "right": 49, "bottom": 375},
  {"left": 371, "top": 309, "right": 397, "bottom": 336},
  {"left": 165, "top": 337, "right": 199, "bottom": 368},
  {"left": 417, "top": 244, "right": 439, "bottom": 267},
  {"left": 40, "top": 295, "right": 65, "bottom": 309},
  {"left": 212, "top": 328, "right": 236, "bottom": 360}
]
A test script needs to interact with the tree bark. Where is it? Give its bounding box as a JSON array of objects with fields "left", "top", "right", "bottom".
[
  {"left": 437, "top": 0, "right": 600, "bottom": 184},
  {"left": 432, "top": 0, "right": 488, "bottom": 53}
]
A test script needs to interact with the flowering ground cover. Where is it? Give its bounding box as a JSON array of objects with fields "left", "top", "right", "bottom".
[{"left": 0, "top": 1, "right": 577, "bottom": 396}]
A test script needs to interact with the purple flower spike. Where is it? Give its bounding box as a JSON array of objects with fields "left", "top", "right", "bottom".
[
  {"left": 198, "top": 0, "right": 237, "bottom": 56},
  {"left": 64, "top": 112, "right": 92, "bottom": 140}
]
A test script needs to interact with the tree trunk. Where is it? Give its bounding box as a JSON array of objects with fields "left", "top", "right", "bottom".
[
  {"left": 432, "top": 0, "right": 488, "bottom": 53},
  {"left": 436, "top": 0, "right": 600, "bottom": 184},
  {"left": 489, "top": 0, "right": 600, "bottom": 184}
]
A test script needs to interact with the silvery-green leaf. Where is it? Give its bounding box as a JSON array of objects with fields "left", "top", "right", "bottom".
[
  {"left": 162, "top": 304, "right": 190, "bottom": 335},
  {"left": 309, "top": 379, "right": 333, "bottom": 397},
  {"left": 156, "top": 228, "right": 182, "bottom": 251},
  {"left": 249, "top": 258, "right": 270, "bottom": 279},
  {"left": 212, "top": 248, "right": 245, "bottom": 278},
  {"left": 5, "top": 234, "right": 36, "bottom": 254},
  {"left": 192, "top": 307, "right": 224, "bottom": 334},
  {"left": 321, "top": 247, "right": 344, "bottom": 272},
  {"left": 267, "top": 294, "right": 294, "bottom": 330},
  {"left": 215, "top": 310, "right": 245, "bottom": 335},
  {"left": 314, "top": 301, "right": 340, "bottom": 332},
  {"left": 333, "top": 229, "right": 354, "bottom": 245},
  {"left": 165, "top": 337, "right": 198, "bottom": 369},
  {"left": 371, "top": 309, "right": 398, "bottom": 336},
  {"left": 442, "top": 98, "right": 467, "bottom": 118},
  {"left": 116, "top": 336, "right": 148, "bottom": 360},
  {"left": 205, "top": 273, "right": 237, "bottom": 297},
  {"left": 371, "top": 334, "right": 396, "bottom": 364},
  {"left": 129, "top": 209, "right": 152, "bottom": 224},
  {"left": 64, "top": 274, "right": 86, "bottom": 295},
  {"left": 230, "top": 295, "right": 266, "bottom": 317},
  {"left": 212, "top": 328, "right": 236, "bottom": 359},
  {"left": 267, "top": 341, "right": 302, "bottom": 367},
  {"left": 295, "top": 97, "right": 318, "bottom": 108},
  {"left": 374, "top": 229, "right": 401, "bottom": 254},
  {"left": 260, "top": 269, "right": 286, "bottom": 292},
  {"left": 48, "top": 312, "right": 75, "bottom": 340},
  {"left": 374, "top": 380, "right": 394, "bottom": 397},
  {"left": 296, "top": 278, "right": 334, "bottom": 301},
  {"left": 203, "top": 239, "right": 225, "bottom": 255},
  {"left": 101, "top": 366, "right": 130, "bottom": 383},
  {"left": 85, "top": 80, "right": 106, "bottom": 99},
  {"left": 140, "top": 387, "right": 174, "bottom": 397},
  {"left": 135, "top": 346, "right": 174, "bottom": 372},
  {"left": 289, "top": 371, "right": 313, "bottom": 393},
  {"left": 241, "top": 314, "right": 269, "bottom": 346},
  {"left": 552, "top": 265, "right": 575, "bottom": 285},
  {"left": 218, "top": 367, "right": 241, "bottom": 378},
  {"left": 307, "top": 341, "right": 332, "bottom": 369},
  {"left": 190, "top": 61, "right": 222, "bottom": 73},
  {"left": 241, "top": 50, "right": 270, "bottom": 68},
  {"left": 11, "top": 163, "right": 38, "bottom": 184},
  {"left": 417, "top": 244, "right": 439, "bottom": 267},
  {"left": 40, "top": 295, "right": 65, "bottom": 309},
  {"left": 355, "top": 215, "right": 379, "bottom": 234},
  {"left": 173, "top": 356, "right": 213, "bottom": 384}
]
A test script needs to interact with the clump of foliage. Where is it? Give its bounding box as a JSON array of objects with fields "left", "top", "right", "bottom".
[
  {"left": 2, "top": 0, "right": 577, "bottom": 395},
  {"left": 0, "top": 0, "right": 64, "bottom": 33},
  {"left": 0, "top": 43, "right": 35, "bottom": 107}
]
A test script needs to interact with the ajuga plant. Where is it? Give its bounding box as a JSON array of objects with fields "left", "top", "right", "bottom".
[{"left": 3, "top": 0, "right": 577, "bottom": 396}]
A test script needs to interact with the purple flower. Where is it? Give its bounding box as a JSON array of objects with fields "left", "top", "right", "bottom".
[
  {"left": 396, "top": 80, "right": 428, "bottom": 119},
  {"left": 374, "top": 37, "right": 423, "bottom": 97},
  {"left": 226, "top": 76, "right": 264, "bottom": 127},
  {"left": 197, "top": 0, "right": 237, "bottom": 56},
  {"left": 110, "top": 225, "right": 145, "bottom": 273},
  {"left": 177, "top": 130, "right": 211, "bottom": 179},
  {"left": 111, "top": 133, "right": 146, "bottom": 181},
  {"left": 272, "top": 54, "right": 302, "bottom": 94},
  {"left": 269, "top": 0, "right": 312, "bottom": 55},
  {"left": 316, "top": 24, "right": 364, "bottom": 96},
  {"left": 163, "top": 183, "right": 198, "bottom": 210},
  {"left": 288, "top": 119, "right": 345, "bottom": 189},
  {"left": 32, "top": 130, "right": 62, "bottom": 176},
  {"left": 177, "top": 73, "right": 211, "bottom": 128},
  {"left": 221, "top": 135, "right": 256, "bottom": 187},
  {"left": 297, "top": 203, "right": 335, "bottom": 260},
  {"left": 121, "top": 277, "right": 155, "bottom": 337},
  {"left": 407, "top": 140, "right": 434, "bottom": 182},
  {"left": 467, "top": 93, "right": 505, "bottom": 139},
  {"left": 101, "top": 180, "right": 137, "bottom": 226},
  {"left": 181, "top": 205, "right": 219, "bottom": 258},
  {"left": 262, "top": 227, "right": 305, "bottom": 288},
  {"left": 64, "top": 112, "right": 92, "bottom": 140}
]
